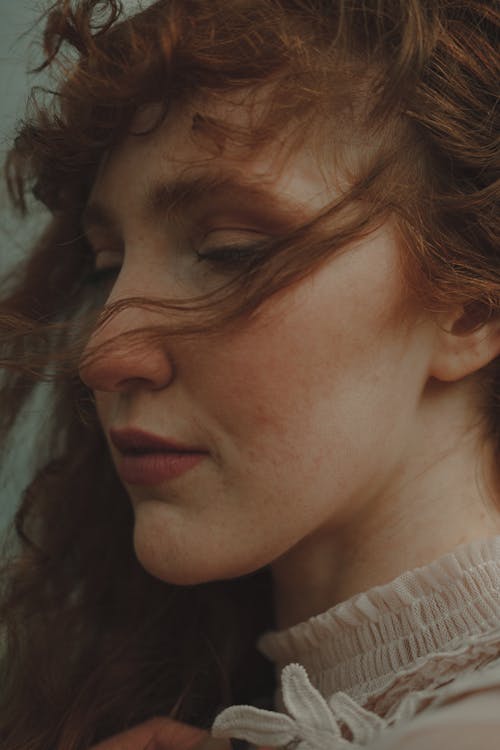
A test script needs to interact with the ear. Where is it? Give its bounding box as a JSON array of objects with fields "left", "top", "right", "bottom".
[{"left": 429, "top": 301, "right": 500, "bottom": 383}]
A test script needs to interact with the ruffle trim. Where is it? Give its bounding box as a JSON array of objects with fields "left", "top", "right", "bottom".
[
  {"left": 212, "top": 652, "right": 500, "bottom": 750},
  {"left": 212, "top": 663, "right": 383, "bottom": 750},
  {"left": 213, "top": 536, "right": 500, "bottom": 749},
  {"left": 258, "top": 536, "right": 500, "bottom": 666},
  {"left": 258, "top": 536, "right": 500, "bottom": 708},
  {"left": 361, "top": 624, "right": 500, "bottom": 717}
]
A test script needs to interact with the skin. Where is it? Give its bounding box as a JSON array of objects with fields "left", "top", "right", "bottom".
[
  {"left": 78, "top": 94, "right": 500, "bottom": 635},
  {"left": 90, "top": 716, "right": 212, "bottom": 750},
  {"left": 89, "top": 715, "right": 240, "bottom": 750}
]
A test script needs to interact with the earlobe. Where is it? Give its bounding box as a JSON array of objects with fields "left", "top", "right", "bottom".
[{"left": 429, "top": 302, "right": 500, "bottom": 383}]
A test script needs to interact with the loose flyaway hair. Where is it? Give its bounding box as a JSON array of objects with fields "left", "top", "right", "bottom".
[{"left": 0, "top": 2, "right": 498, "bottom": 748}]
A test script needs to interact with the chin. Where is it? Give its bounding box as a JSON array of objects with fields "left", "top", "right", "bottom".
[
  {"left": 131, "top": 501, "right": 273, "bottom": 585},
  {"left": 132, "top": 535, "right": 210, "bottom": 586},
  {"left": 133, "top": 532, "right": 268, "bottom": 586},
  {"left": 141, "top": 561, "right": 217, "bottom": 586}
]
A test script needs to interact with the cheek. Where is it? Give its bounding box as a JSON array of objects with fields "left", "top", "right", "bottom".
[
  {"left": 194, "top": 312, "right": 357, "bottom": 478},
  {"left": 192, "top": 262, "right": 419, "bottom": 479}
]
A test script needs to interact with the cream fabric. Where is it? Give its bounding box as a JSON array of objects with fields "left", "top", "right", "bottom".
[{"left": 212, "top": 536, "right": 500, "bottom": 749}]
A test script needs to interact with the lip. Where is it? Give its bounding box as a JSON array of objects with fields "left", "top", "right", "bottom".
[
  {"left": 109, "top": 427, "right": 206, "bottom": 456},
  {"left": 116, "top": 452, "right": 206, "bottom": 486},
  {"left": 109, "top": 427, "right": 207, "bottom": 487}
]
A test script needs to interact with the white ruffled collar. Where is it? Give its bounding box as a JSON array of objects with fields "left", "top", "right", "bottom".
[{"left": 212, "top": 535, "right": 500, "bottom": 749}]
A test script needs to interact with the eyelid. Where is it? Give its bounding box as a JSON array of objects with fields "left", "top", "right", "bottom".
[
  {"left": 199, "top": 227, "right": 269, "bottom": 246},
  {"left": 86, "top": 227, "right": 270, "bottom": 268}
]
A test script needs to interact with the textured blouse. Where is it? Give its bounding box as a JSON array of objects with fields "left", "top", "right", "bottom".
[{"left": 212, "top": 535, "right": 500, "bottom": 749}]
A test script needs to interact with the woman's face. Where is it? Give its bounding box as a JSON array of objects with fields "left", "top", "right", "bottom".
[{"left": 79, "top": 97, "right": 437, "bottom": 585}]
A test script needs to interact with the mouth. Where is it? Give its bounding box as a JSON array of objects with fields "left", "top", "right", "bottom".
[
  {"left": 109, "top": 426, "right": 208, "bottom": 485},
  {"left": 123, "top": 446, "right": 196, "bottom": 456},
  {"left": 109, "top": 427, "right": 207, "bottom": 457},
  {"left": 116, "top": 450, "right": 206, "bottom": 486}
]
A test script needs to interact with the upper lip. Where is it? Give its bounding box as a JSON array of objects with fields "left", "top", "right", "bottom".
[{"left": 109, "top": 428, "right": 206, "bottom": 456}]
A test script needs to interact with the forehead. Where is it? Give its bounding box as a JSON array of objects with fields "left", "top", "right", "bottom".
[{"left": 89, "top": 92, "right": 343, "bottom": 219}]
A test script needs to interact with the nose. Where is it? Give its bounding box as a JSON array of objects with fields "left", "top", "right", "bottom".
[{"left": 78, "top": 296, "right": 176, "bottom": 394}]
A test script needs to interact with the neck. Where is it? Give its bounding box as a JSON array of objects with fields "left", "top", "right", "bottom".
[{"left": 271, "top": 379, "right": 500, "bottom": 631}]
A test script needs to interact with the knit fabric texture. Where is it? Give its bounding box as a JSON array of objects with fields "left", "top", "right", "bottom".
[{"left": 212, "top": 535, "right": 500, "bottom": 749}]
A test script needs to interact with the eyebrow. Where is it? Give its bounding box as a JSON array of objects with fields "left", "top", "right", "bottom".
[{"left": 81, "top": 172, "right": 302, "bottom": 235}]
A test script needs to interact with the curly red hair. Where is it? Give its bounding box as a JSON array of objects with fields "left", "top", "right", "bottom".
[{"left": 0, "top": 1, "right": 498, "bottom": 748}]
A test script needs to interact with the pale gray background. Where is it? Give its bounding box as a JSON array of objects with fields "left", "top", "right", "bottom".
[
  {"left": 0, "top": 1, "right": 145, "bottom": 539},
  {"left": 1, "top": 1, "right": 58, "bottom": 539}
]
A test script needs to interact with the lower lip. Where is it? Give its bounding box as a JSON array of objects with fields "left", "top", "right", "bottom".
[{"left": 116, "top": 452, "right": 206, "bottom": 486}]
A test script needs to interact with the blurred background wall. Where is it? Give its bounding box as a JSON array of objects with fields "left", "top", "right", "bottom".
[
  {"left": 0, "top": 1, "right": 143, "bottom": 539},
  {"left": 0, "top": 1, "right": 52, "bottom": 540}
]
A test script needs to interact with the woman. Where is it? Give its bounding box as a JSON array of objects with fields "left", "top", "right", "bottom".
[{"left": 0, "top": 1, "right": 499, "bottom": 748}]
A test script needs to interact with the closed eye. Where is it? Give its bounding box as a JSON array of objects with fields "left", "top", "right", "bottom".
[
  {"left": 195, "top": 242, "right": 268, "bottom": 267},
  {"left": 194, "top": 225, "right": 273, "bottom": 271},
  {"left": 80, "top": 225, "right": 274, "bottom": 287}
]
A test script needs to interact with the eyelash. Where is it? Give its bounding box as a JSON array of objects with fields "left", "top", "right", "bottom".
[
  {"left": 195, "top": 243, "right": 263, "bottom": 267},
  {"left": 83, "top": 243, "right": 263, "bottom": 286}
]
